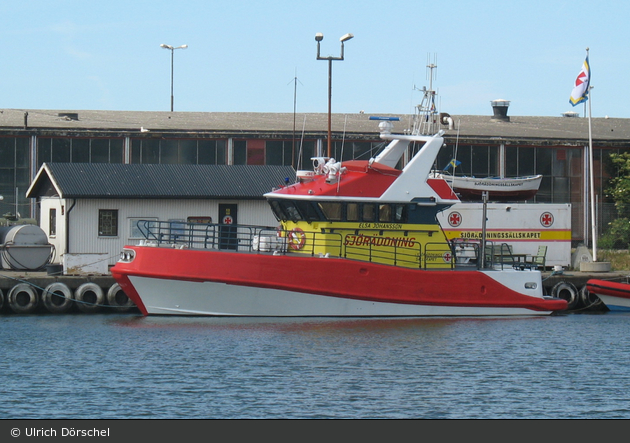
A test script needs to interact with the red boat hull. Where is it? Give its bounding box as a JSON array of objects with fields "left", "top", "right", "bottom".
[
  {"left": 586, "top": 279, "right": 630, "bottom": 311},
  {"left": 111, "top": 246, "right": 567, "bottom": 316}
]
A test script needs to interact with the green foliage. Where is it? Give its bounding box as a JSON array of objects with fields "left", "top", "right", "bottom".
[
  {"left": 603, "top": 153, "right": 630, "bottom": 248},
  {"left": 598, "top": 249, "right": 630, "bottom": 271},
  {"left": 600, "top": 218, "right": 630, "bottom": 249},
  {"left": 607, "top": 152, "right": 630, "bottom": 214}
]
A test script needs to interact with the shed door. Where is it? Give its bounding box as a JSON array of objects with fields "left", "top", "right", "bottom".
[{"left": 218, "top": 204, "right": 238, "bottom": 250}]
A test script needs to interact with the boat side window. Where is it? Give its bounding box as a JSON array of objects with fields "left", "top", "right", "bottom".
[
  {"left": 268, "top": 200, "right": 287, "bottom": 221},
  {"left": 362, "top": 204, "right": 376, "bottom": 222},
  {"left": 318, "top": 202, "right": 342, "bottom": 221},
  {"left": 378, "top": 204, "right": 391, "bottom": 222},
  {"left": 346, "top": 203, "right": 359, "bottom": 222},
  {"left": 279, "top": 201, "right": 303, "bottom": 221},
  {"left": 393, "top": 204, "right": 407, "bottom": 223},
  {"left": 294, "top": 200, "right": 320, "bottom": 221}
]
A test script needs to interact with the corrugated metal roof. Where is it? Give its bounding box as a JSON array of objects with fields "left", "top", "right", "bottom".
[
  {"left": 27, "top": 163, "right": 296, "bottom": 199},
  {"left": 3, "top": 108, "right": 630, "bottom": 145}
]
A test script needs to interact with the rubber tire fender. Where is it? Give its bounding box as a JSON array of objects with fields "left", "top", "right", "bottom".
[
  {"left": 578, "top": 284, "right": 603, "bottom": 309},
  {"left": 551, "top": 281, "right": 578, "bottom": 310},
  {"left": 42, "top": 282, "right": 74, "bottom": 314},
  {"left": 8, "top": 283, "right": 39, "bottom": 314},
  {"left": 106, "top": 283, "right": 135, "bottom": 312},
  {"left": 74, "top": 282, "right": 105, "bottom": 313}
]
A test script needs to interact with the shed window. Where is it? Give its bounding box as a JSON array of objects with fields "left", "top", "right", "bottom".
[
  {"left": 99, "top": 210, "right": 118, "bottom": 236},
  {"left": 49, "top": 208, "right": 56, "bottom": 236}
]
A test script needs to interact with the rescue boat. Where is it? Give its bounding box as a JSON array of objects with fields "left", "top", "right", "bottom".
[
  {"left": 110, "top": 117, "right": 567, "bottom": 316},
  {"left": 440, "top": 174, "right": 543, "bottom": 201},
  {"left": 586, "top": 278, "right": 630, "bottom": 311}
]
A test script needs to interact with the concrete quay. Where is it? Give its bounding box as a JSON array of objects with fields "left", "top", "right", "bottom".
[{"left": 0, "top": 270, "right": 137, "bottom": 315}]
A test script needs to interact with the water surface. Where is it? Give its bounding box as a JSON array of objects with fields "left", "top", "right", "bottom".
[{"left": 1, "top": 312, "right": 628, "bottom": 419}]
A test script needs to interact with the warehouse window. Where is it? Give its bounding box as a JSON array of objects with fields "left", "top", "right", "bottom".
[
  {"left": 233, "top": 140, "right": 247, "bottom": 165},
  {"left": 266, "top": 140, "right": 294, "bottom": 166},
  {"left": 99, "top": 210, "right": 118, "bottom": 237},
  {"left": 37, "top": 137, "right": 124, "bottom": 166}
]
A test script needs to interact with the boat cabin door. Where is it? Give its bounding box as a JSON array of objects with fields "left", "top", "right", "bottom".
[{"left": 218, "top": 204, "right": 238, "bottom": 250}]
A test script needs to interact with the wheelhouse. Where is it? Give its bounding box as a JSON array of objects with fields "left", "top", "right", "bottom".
[{"left": 267, "top": 198, "right": 448, "bottom": 225}]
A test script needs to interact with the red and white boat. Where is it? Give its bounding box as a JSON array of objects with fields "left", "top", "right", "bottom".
[
  {"left": 438, "top": 174, "right": 543, "bottom": 201},
  {"left": 110, "top": 117, "right": 567, "bottom": 317},
  {"left": 586, "top": 278, "right": 630, "bottom": 311}
]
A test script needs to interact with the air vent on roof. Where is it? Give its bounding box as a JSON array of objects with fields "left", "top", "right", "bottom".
[
  {"left": 490, "top": 99, "right": 510, "bottom": 122},
  {"left": 58, "top": 112, "right": 79, "bottom": 121},
  {"left": 562, "top": 111, "right": 579, "bottom": 118}
]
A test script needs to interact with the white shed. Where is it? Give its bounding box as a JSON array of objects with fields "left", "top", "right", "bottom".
[{"left": 26, "top": 163, "right": 295, "bottom": 271}]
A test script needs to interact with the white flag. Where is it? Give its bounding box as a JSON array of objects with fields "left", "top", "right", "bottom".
[{"left": 569, "top": 57, "right": 590, "bottom": 106}]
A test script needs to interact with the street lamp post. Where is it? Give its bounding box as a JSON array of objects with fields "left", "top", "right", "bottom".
[
  {"left": 315, "top": 33, "right": 353, "bottom": 158},
  {"left": 160, "top": 44, "right": 188, "bottom": 112}
]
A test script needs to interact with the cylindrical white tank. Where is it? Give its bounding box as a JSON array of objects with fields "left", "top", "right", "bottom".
[{"left": 0, "top": 225, "right": 52, "bottom": 270}]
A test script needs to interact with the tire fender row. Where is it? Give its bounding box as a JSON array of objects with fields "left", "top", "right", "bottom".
[{"left": 0, "top": 281, "right": 135, "bottom": 314}]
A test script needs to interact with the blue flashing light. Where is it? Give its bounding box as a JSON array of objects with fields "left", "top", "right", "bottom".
[{"left": 369, "top": 116, "right": 400, "bottom": 121}]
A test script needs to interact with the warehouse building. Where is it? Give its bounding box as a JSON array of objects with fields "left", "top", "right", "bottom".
[{"left": 2, "top": 104, "right": 629, "bottom": 247}]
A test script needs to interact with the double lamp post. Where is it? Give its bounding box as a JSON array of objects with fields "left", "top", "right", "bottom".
[
  {"left": 159, "top": 34, "right": 353, "bottom": 144},
  {"left": 315, "top": 33, "right": 353, "bottom": 158},
  {"left": 160, "top": 44, "right": 188, "bottom": 112}
]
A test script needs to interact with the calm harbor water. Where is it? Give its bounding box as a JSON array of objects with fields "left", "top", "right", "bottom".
[{"left": 1, "top": 311, "right": 629, "bottom": 419}]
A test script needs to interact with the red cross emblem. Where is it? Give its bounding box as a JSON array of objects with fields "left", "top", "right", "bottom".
[
  {"left": 448, "top": 211, "right": 462, "bottom": 227},
  {"left": 443, "top": 252, "right": 452, "bottom": 263},
  {"left": 540, "top": 212, "right": 554, "bottom": 227},
  {"left": 222, "top": 215, "right": 233, "bottom": 224}
]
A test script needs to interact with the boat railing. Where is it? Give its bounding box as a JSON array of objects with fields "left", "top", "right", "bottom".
[
  {"left": 343, "top": 236, "right": 423, "bottom": 268},
  {"left": 449, "top": 238, "right": 525, "bottom": 270},
  {"left": 136, "top": 219, "right": 276, "bottom": 251},
  {"left": 258, "top": 228, "right": 344, "bottom": 257},
  {"left": 135, "top": 220, "right": 516, "bottom": 270}
]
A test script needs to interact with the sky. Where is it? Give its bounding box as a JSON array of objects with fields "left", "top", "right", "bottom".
[{"left": 1, "top": 0, "right": 629, "bottom": 119}]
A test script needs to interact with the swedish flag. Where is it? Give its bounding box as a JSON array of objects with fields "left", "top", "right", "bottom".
[{"left": 443, "top": 159, "right": 461, "bottom": 171}]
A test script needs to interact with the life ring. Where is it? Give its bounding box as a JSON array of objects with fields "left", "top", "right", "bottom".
[
  {"left": 8, "top": 283, "right": 39, "bottom": 314},
  {"left": 287, "top": 228, "right": 306, "bottom": 250},
  {"left": 106, "top": 283, "right": 135, "bottom": 312},
  {"left": 551, "top": 281, "right": 578, "bottom": 310},
  {"left": 74, "top": 282, "right": 105, "bottom": 313},
  {"left": 578, "top": 285, "right": 603, "bottom": 310},
  {"left": 42, "top": 282, "right": 74, "bottom": 314}
]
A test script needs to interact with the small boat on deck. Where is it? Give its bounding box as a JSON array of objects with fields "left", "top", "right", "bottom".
[
  {"left": 438, "top": 174, "right": 543, "bottom": 201},
  {"left": 110, "top": 116, "right": 567, "bottom": 317},
  {"left": 586, "top": 278, "right": 630, "bottom": 311}
]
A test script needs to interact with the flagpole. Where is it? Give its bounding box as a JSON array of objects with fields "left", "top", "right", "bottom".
[
  {"left": 587, "top": 61, "right": 597, "bottom": 260},
  {"left": 570, "top": 47, "right": 596, "bottom": 261}
]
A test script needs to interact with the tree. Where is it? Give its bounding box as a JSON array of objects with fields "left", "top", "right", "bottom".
[
  {"left": 601, "top": 152, "right": 630, "bottom": 248},
  {"left": 607, "top": 152, "right": 630, "bottom": 215}
]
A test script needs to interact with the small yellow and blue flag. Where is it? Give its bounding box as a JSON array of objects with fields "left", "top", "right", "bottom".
[{"left": 443, "top": 159, "right": 461, "bottom": 171}]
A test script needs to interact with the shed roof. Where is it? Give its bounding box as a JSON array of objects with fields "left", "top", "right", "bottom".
[{"left": 26, "top": 163, "right": 296, "bottom": 199}]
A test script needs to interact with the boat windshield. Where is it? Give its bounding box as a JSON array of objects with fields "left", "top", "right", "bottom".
[{"left": 268, "top": 199, "right": 411, "bottom": 224}]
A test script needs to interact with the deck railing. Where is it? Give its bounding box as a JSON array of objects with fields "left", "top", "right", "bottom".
[{"left": 135, "top": 220, "right": 512, "bottom": 270}]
